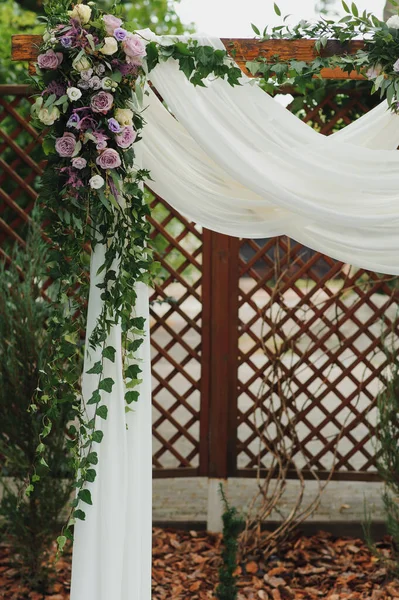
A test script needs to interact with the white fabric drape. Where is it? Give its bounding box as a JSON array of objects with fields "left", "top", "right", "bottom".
[
  {"left": 141, "top": 31, "right": 399, "bottom": 275},
  {"left": 71, "top": 32, "right": 399, "bottom": 600},
  {"left": 71, "top": 244, "right": 152, "bottom": 600}
]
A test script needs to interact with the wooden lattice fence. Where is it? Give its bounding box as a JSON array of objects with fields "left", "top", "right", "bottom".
[{"left": 0, "top": 84, "right": 397, "bottom": 482}]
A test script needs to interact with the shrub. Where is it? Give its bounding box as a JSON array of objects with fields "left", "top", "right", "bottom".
[{"left": 0, "top": 220, "right": 74, "bottom": 591}]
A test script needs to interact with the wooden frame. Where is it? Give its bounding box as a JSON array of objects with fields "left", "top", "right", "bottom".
[{"left": 12, "top": 35, "right": 365, "bottom": 79}]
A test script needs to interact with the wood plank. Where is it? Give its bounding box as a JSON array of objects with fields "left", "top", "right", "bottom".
[{"left": 12, "top": 35, "right": 365, "bottom": 79}]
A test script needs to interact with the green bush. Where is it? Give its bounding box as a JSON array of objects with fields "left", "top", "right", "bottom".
[
  {"left": 0, "top": 220, "right": 74, "bottom": 592},
  {"left": 216, "top": 486, "right": 244, "bottom": 600}
]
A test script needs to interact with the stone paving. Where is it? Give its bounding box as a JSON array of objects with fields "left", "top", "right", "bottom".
[{"left": 153, "top": 477, "right": 385, "bottom": 524}]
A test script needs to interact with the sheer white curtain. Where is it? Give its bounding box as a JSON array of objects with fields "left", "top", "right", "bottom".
[{"left": 70, "top": 32, "right": 399, "bottom": 600}]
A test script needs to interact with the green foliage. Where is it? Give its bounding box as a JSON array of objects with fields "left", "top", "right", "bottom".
[
  {"left": 215, "top": 486, "right": 244, "bottom": 600},
  {"left": 364, "top": 317, "right": 399, "bottom": 573},
  {"left": 145, "top": 39, "right": 242, "bottom": 87},
  {"left": 0, "top": 218, "right": 73, "bottom": 591},
  {"left": 248, "top": 1, "right": 399, "bottom": 112}
]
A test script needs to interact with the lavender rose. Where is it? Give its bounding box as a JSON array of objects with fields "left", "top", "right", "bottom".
[
  {"left": 95, "top": 64, "right": 106, "bottom": 76},
  {"left": 90, "top": 91, "right": 114, "bottom": 114},
  {"left": 103, "top": 14, "right": 123, "bottom": 35},
  {"left": 115, "top": 125, "right": 137, "bottom": 148},
  {"left": 89, "top": 76, "right": 102, "bottom": 90},
  {"left": 114, "top": 27, "right": 128, "bottom": 41},
  {"left": 67, "top": 113, "right": 81, "bottom": 129},
  {"left": 60, "top": 36, "right": 73, "bottom": 48},
  {"left": 96, "top": 148, "right": 121, "bottom": 170},
  {"left": 80, "top": 68, "right": 94, "bottom": 81},
  {"left": 122, "top": 34, "right": 146, "bottom": 65},
  {"left": 55, "top": 132, "right": 77, "bottom": 157},
  {"left": 37, "top": 49, "right": 63, "bottom": 70},
  {"left": 72, "top": 157, "right": 87, "bottom": 169},
  {"left": 108, "top": 118, "right": 121, "bottom": 133}
]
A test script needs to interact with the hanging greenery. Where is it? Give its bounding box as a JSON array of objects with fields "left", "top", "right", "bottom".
[{"left": 247, "top": 1, "right": 399, "bottom": 111}]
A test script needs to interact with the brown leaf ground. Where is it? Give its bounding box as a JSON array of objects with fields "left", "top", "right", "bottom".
[{"left": 0, "top": 529, "right": 398, "bottom": 599}]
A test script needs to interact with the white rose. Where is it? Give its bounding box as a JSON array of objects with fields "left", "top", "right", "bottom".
[
  {"left": 115, "top": 108, "right": 133, "bottom": 127},
  {"left": 68, "top": 4, "right": 92, "bottom": 24},
  {"left": 72, "top": 55, "right": 91, "bottom": 73},
  {"left": 67, "top": 87, "right": 82, "bottom": 101},
  {"left": 100, "top": 37, "right": 119, "bottom": 56},
  {"left": 387, "top": 15, "right": 399, "bottom": 29},
  {"left": 101, "top": 77, "right": 117, "bottom": 91},
  {"left": 38, "top": 106, "right": 60, "bottom": 125},
  {"left": 89, "top": 175, "right": 105, "bottom": 189}
]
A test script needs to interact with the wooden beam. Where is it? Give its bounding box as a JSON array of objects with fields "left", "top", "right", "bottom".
[{"left": 11, "top": 35, "right": 365, "bottom": 80}]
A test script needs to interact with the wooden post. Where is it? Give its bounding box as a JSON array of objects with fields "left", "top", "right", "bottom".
[{"left": 201, "top": 230, "right": 240, "bottom": 531}]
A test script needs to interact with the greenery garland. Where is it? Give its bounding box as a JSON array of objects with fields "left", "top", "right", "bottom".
[
  {"left": 247, "top": 1, "right": 399, "bottom": 111},
  {"left": 29, "top": 0, "right": 399, "bottom": 551}
]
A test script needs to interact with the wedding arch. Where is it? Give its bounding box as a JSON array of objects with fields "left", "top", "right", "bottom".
[{"left": 10, "top": 2, "right": 399, "bottom": 598}]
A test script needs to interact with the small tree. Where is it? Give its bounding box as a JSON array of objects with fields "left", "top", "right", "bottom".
[
  {"left": 0, "top": 220, "right": 74, "bottom": 591},
  {"left": 216, "top": 486, "right": 244, "bottom": 600}
]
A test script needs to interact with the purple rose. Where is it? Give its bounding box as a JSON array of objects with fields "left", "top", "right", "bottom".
[
  {"left": 55, "top": 132, "right": 77, "bottom": 157},
  {"left": 37, "top": 49, "right": 64, "bottom": 70},
  {"left": 115, "top": 125, "right": 137, "bottom": 148},
  {"left": 90, "top": 91, "right": 114, "bottom": 114},
  {"left": 93, "top": 131, "right": 109, "bottom": 150},
  {"left": 78, "top": 79, "right": 90, "bottom": 90},
  {"left": 80, "top": 68, "right": 94, "bottom": 81},
  {"left": 61, "top": 36, "right": 73, "bottom": 48},
  {"left": 103, "top": 14, "right": 123, "bottom": 35},
  {"left": 89, "top": 76, "right": 102, "bottom": 90},
  {"left": 122, "top": 34, "right": 146, "bottom": 65},
  {"left": 96, "top": 148, "right": 121, "bottom": 170},
  {"left": 95, "top": 64, "right": 106, "bottom": 76},
  {"left": 114, "top": 27, "right": 128, "bottom": 41},
  {"left": 72, "top": 157, "right": 87, "bottom": 169},
  {"left": 108, "top": 118, "right": 121, "bottom": 133},
  {"left": 67, "top": 113, "right": 81, "bottom": 128}
]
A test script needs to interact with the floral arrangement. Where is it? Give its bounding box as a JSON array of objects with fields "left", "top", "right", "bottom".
[{"left": 30, "top": 1, "right": 154, "bottom": 549}]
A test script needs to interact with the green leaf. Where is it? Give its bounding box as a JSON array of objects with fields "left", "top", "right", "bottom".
[
  {"left": 99, "top": 378, "right": 114, "bottom": 393},
  {"left": 251, "top": 24, "right": 260, "bottom": 36},
  {"left": 25, "top": 484, "right": 34, "bottom": 497},
  {"left": 145, "top": 41, "right": 160, "bottom": 72},
  {"left": 42, "top": 137, "right": 56, "bottom": 156},
  {"left": 86, "top": 469, "right": 97, "bottom": 483},
  {"left": 102, "top": 346, "right": 116, "bottom": 363},
  {"left": 342, "top": 0, "right": 350, "bottom": 12},
  {"left": 87, "top": 452, "right": 98, "bottom": 465},
  {"left": 73, "top": 509, "right": 86, "bottom": 521},
  {"left": 87, "top": 390, "right": 101, "bottom": 405},
  {"left": 351, "top": 2, "right": 358, "bottom": 16},
  {"left": 92, "top": 430, "right": 104, "bottom": 444},
  {"left": 96, "top": 405, "right": 109, "bottom": 420},
  {"left": 78, "top": 489, "right": 93, "bottom": 505},
  {"left": 125, "top": 391, "right": 139, "bottom": 404},
  {"left": 57, "top": 536, "right": 67, "bottom": 552},
  {"left": 86, "top": 361, "right": 103, "bottom": 375},
  {"left": 274, "top": 3, "right": 281, "bottom": 16},
  {"left": 125, "top": 364, "right": 141, "bottom": 380}
]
